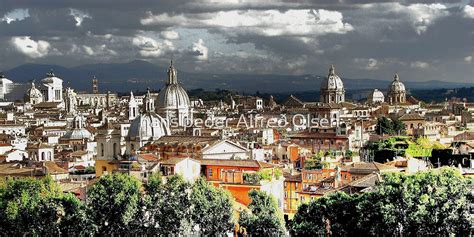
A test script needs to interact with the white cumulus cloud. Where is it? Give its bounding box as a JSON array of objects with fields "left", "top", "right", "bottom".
[
  {"left": 410, "top": 61, "right": 430, "bottom": 69},
  {"left": 11, "top": 36, "right": 51, "bottom": 58},
  {"left": 1, "top": 8, "right": 30, "bottom": 24},
  {"left": 141, "top": 9, "right": 353, "bottom": 37},
  {"left": 70, "top": 8, "right": 91, "bottom": 27},
  {"left": 405, "top": 3, "right": 449, "bottom": 34},
  {"left": 132, "top": 35, "right": 174, "bottom": 58},
  {"left": 354, "top": 58, "right": 379, "bottom": 70},
  {"left": 192, "top": 39, "right": 208, "bottom": 61},
  {"left": 463, "top": 5, "right": 474, "bottom": 18},
  {"left": 464, "top": 56, "right": 472, "bottom": 63},
  {"left": 160, "top": 30, "right": 180, "bottom": 40}
]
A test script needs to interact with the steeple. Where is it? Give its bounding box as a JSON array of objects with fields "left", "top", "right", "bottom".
[
  {"left": 167, "top": 60, "right": 178, "bottom": 85},
  {"left": 144, "top": 87, "right": 155, "bottom": 112},
  {"left": 129, "top": 91, "right": 138, "bottom": 120}
]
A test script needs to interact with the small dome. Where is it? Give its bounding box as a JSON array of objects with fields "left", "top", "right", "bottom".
[
  {"left": 368, "top": 89, "right": 384, "bottom": 103},
  {"left": 62, "top": 129, "right": 92, "bottom": 140},
  {"left": 61, "top": 116, "right": 92, "bottom": 140},
  {"left": 128, "top": 112, "right": 170, "bottom": 140},
  {"left": 27, "top": 82, "right": 43, "bottom": 99},
  {"left": 320, "top": 65, "right": 344, "bottom": 91},
  {"left": 389, "top": 73, "right": 405, "bottom": 92},
  {"left": 157, "top": 61, "right": 190, "bottom": 109}
]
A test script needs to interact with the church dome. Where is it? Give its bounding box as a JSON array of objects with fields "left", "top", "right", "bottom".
[
  {"left": 368, "top": 89, "right": 385, "bottom": 103},
  {"left": 61, "top": 116, "right": 92, "bottom": 140},
  {"left": 26, "top": 82, "right": 43, "bottom": 99},
  {"left": 157, "top": 61, "right": 190, "bottom": 109},
  {"left": 389, "top": 73, "right": 405, "bottom": 92},
  {"left": 128, "top": 112, "right": 170, "bottom": 140},
  {"left": 320, "top": 65, "right": 344, "bottom": 91}
]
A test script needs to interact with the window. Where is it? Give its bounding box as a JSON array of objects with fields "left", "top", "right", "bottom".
[
  {"left": 113, "top": 143, "right": 117, "bottom": 157},
  {"left": 208, "top": 168, "right": 213, "bottom": 177},
  {"left": 101, "top": 143, "right": 104, "bottom": 157}
]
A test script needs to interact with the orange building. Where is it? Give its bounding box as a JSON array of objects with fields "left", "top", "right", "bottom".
[
  {"left": 200, "top": 159, "right": 283, "bottom": 207},
  {"left": 283, "top": 172, "right": 302, "bottom": 219}
]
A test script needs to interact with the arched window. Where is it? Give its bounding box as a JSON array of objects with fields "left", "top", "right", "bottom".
[
  {"left": 101, "top": 143, "right": 104, "bottom": 157},
  {"left": 41, "top": 152, "right": 45, "bottom": 161}
]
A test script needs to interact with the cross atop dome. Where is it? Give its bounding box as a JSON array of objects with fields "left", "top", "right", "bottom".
[
  {"left": 167, "top": 60, "right": 178, "bottom": 85},
  {"left": 329, "top": 65, "right": 335, "bottom": 75},
  {"left": 394, "top": 73, "right": 400, "bottom": 81}
]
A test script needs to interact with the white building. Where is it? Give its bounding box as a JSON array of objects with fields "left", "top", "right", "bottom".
[
  {"left": 39, "top": 70, "right": 63, "bottom": 103},
  {"left": 201, "top": 140, "right": 249, "bottom": 160},
  {"left": 160, "top": 157, "right": 201, "bottom": 182},
  {"left": 27, "top": 143, "right": 54, "bottom": 161},
  {"left": 0, "top": 73, "right": 13, "bottom": 100}
]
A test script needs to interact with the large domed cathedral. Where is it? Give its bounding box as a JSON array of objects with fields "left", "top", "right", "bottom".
[
  {"left": 157, "top": 61, "right": 192, "bottom": 127},
  {"left": 320, "top": 65, "right": 345, "bottom": 104},
  {"left": 128, "top": 89, "right": 171, "bottom": 148},
  {"left": 387, "top": 73, "right": 406, "bottom": 104}
]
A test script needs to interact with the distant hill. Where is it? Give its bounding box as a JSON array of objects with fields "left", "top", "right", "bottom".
[{"left": 3, "top": 60, "right": 473, "bottom": 97}]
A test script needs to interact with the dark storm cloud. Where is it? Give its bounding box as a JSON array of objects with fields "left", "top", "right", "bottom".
[{"left": 0, "top": 0, "right": 473, "bottom": 83}]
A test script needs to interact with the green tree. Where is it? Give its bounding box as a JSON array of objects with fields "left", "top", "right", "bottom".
[
  {"left": 357, "top": 168, "right": 472, "bottom": 236},
  {"left": 0, "top": 176, "right": 88, "bottom": 236},
  {"left": 86, "top": 173, "right": 142, "bottom": 235},
  {"left": 392, "top": 117, "right": 406, "bottom": 135},
  {"left": 290, "top": 168, "right": 473, "bottom": 236},
  {"left": 290, "top": 192, "right": 358, "bottom": 236},
  {"left": 143, "top": 174, "right": 193, "bottom": 235},
  {"left": 190, "top": 178, "right": 234, "bottom": 235},
  {"left": 375, "top": 116, "right": 394, "bottom": 135},
  {"left": 239, "top": 189, "right": 286, "bottom": 236}
]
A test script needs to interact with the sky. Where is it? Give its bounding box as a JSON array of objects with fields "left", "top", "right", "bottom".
[{"left": 0, "top": 0, "right": 473, "bottom": 83}]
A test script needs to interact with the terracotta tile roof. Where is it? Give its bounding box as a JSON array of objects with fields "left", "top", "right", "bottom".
[
  {"left": 345, "top": 162, "right": 401, "bottom": 174},
  {"left": 44, "top": 161, "right": 68, "bottom": 174},
  {"left": 32, "top": 102, "right": 62, "bottom": 109},
  {"left": 0, "top": 163, "right": 43, "bottom": 176},
  {"left": 200, "top": 159, "right": 275, "bottom": 168},
  {"left": 345, "top": 173, "right": 381, "bottom": 188},
  {"left": 399, "top": 113, "right": 425, "bottom": 121},
  {"left": 138, "top": 153, "right": 160, "bottom": 162},
  {"left": 283, "top": 172, "right": 302, "bottom": 182},
  {"left": 70, "top": 150, "right": 88, "bottom": 157},
  {"left": 160, "top": 157, "right": 198, "bottom": 165},
  {"left": 154, "top": 135, "right": 219, "bottom": 145}
]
